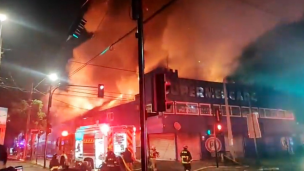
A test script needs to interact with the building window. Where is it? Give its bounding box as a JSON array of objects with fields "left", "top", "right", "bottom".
[
  {"left": 241, "top": 107, "right": 250, "bottom": 117},
  {"left": 212, "top": 105, "right": 221, "bottom": 116},
  {"left": 277, "top": 110, "right": 285, "bottom": 118},
  {"left": 285, "top": 111, "right": 294, "bottom": 119},
  {"left": 221, "top": 105, "right": 226, "bottom": 116},
  {"left": 146, "top": 104, "right": 152, "bottom": 113},
  {"left": 265, "top": 109, "right": 271, "bottom": 118},
  {"left": 251, "top": 107, "right": 258, "bottom": 113},
  {"left": 165, "top": 101, "right": 174, "bottom": 114},
  {"left": 270, "top": 109, "right": 277, "bottom": 118},
  {"left": 259, "top": 108, "right": 265, "bottom": 118},
  {"left": 187, "top": 103, "right": 199, "bottom": 115},
  {"left": 231, "top": 106, "right": 241, "bottom": 116},
  {"left": 175, "top": 102, "right": 188, "bottom": 114},
  {"left": 199, "top": 104, "right": 211, "bottom": 115}
]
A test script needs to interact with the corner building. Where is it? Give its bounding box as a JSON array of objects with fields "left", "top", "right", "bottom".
[{"left": 77, "top": 68, "right": 298, "bottom": 161}]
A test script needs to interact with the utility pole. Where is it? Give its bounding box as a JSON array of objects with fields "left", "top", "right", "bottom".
[
  {"left": 43, "top": 85, "right": 52, "bottom": 168},
  {"left": 248, "top": 95, "right": 260, "bottom": 165},
  {"left": 23, "top": 82, "right": 33, "bottom": 160},
  {"left": 223, "top": 78, "right": 235, "bottom": 161},
  {"left": 132, "top": 0, "right": 148, "bottom": 170},
  {"left": 214, "top": 125, "right": 219, "bottom": 168},
  {"left": 0, "top": 21, "right": 3, "bottom": 64}
]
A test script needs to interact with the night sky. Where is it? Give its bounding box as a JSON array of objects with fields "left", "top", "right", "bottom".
[
  {"left": 0, "top": 0, "right": 86, "bottom": 84},
  {"left": 1, "top": 0, "right": 304, "bottom": 124}
]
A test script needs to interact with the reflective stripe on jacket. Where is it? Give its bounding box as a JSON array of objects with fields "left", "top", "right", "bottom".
[{"left": 180, "top": 150, "right": 191, "bottom": 164}]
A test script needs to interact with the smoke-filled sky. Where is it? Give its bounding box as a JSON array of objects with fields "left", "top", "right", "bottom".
[
  {"left": 49, "top": 0, "right": 304, "bottom": 121},
  {"left": 3, "top": 0, "right": 304, "bottom": 121}
]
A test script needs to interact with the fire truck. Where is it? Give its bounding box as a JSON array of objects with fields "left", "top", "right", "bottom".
[{"left": 56, "top": 123, "right": 137, "bottom": 169}]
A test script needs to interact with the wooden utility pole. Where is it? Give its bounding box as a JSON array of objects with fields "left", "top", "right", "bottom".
[{"left": 23, "top": 82, "right": 33, "bottom": 160}]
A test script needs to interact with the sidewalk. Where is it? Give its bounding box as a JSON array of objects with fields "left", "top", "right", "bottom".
[
  {"left": 147, "top": 160, "right": 245, "bottom": 171},
  {"left": 7, "top": 160, "right": 47, "bottom": 171}
]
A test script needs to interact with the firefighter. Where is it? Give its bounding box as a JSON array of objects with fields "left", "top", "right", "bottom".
[
  {"left": 49, "top": 154, "right": 60, "bottom": 170},
  {"left": 122, "top": 146, "right": 135, "bottom": 171},
  {"left": 180, "top": 146, "right": 192, "bottom": 171},
  {"left": 59, "top": 151, "right": 68, "bottom": 169},
  {"left": 149, "top": 146, "right": 159, "bottom": 171},
  {"left": 105, "top": 147, "right": 118, "bottom": 171}
]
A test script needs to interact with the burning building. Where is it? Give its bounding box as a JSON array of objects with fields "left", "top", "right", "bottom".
[{"left": 74, "top": 67, "right": 298, "bottom": 160}]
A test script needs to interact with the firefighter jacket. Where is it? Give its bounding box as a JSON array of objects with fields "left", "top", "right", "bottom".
[
  {"left": 180, "top": 150, "right": 192, "bottom": 164},
  {"left": 150, "top": 150, "right": 159, "bottom": 159},
  {"left": 122, "top": 149, "right": 133, "bottom": 163},
  {"left": 105, "top": 151, "right": 118, "bottom": 167}
]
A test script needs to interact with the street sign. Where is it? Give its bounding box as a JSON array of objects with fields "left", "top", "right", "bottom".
[
  {"left": 247, "top": 113, "right": 262, "bottom": 138},
  {"left": 205, "top": 137, "right": 222, "bottom": 152}
]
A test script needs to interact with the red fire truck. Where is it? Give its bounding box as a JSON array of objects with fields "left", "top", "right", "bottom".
[{"left": 56, "top": 123, "right": 136, "bottom": 169}]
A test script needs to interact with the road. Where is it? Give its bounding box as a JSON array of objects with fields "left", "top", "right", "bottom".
[{"left": 7, "top": 160, "right": 47, "bottom": 171}]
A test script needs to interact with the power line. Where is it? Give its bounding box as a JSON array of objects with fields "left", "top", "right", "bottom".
[
  {"left": 53, "top": 93, "right": 133, "bottom": 101},
  {"left": 235, "top": 0, "right": 283, "bottom": 20},
  {"left": 92, "top": 0, "right": 110, "bottom": 38},
  {"left": 70, "top": 61, "right": 136, "bottom": 73},
  {"left": 67, "top": 88, "right": 135, "bottom": 96},
  {"left": 52, "top": 99, "right": 89, "bottom": 110},
  {"left": 69, "top": 0, "right": 178, "bottom": 77}
]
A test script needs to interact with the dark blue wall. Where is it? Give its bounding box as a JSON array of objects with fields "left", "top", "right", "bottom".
[
  {"left": 75, "top": 68, "right": 295, "bottom": 136},
  {"left": 161, "top": 115, "right": 296, "bottom": 136},
  {"left": 144, "top": 68, "right": 292, "bottom": 110}
]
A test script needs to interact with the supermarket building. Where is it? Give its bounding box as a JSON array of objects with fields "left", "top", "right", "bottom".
[{"left": 76, "top": 68, "right": 297, "bottom": 161}]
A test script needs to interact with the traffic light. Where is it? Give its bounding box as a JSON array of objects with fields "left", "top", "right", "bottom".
[
  {"left": 154, "top": 73, "right": 171, "bottom": 112},
  {"left": 215, "top": 123, "right": 223, "bottom": 135},
  {"left": 206, "top": 125, "right": 213, "bottom": 135},
  {"left": 98, "top": 84, "right": 104, "bottom": 98},
  {"left": 217, "top": 124, "right": 222, "bottom": 131}
]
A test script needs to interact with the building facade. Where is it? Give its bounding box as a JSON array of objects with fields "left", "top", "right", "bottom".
[{"left": 76, "top": 68, "right": 298, "bottom": 161}]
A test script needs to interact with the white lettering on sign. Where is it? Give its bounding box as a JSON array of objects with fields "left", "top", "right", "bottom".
[{"left": 205, "top": 137, "right": 222, "bottom": 152}]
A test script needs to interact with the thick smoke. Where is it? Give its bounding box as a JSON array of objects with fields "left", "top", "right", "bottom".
[{"left": 53, "top": 0, "right": 304, "bottom": 122}]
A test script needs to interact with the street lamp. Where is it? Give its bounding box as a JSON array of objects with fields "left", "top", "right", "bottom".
[
  {"left": 0, "top": 14, "right": 7, "bottom": 64},
  {"left": 43, "top": 73, "right": 59, "bottom": 168},
  {"left": 0, "top": 14, "right": 7, "bottom": 22},
  {"left": 48, "top": 73, "right": 58, "bottom": 82}
]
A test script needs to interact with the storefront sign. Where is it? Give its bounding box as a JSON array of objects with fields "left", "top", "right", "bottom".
[{"left": 169, "top": 82, "right": 257, "bottom": 102}]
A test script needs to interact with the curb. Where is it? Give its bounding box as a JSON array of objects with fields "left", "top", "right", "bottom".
[
  {"left": 258, "top": 168, "right": 280, "bottom": 171},
  {"left": 194, "top": 165, "right": 250, "bottom": 171}
]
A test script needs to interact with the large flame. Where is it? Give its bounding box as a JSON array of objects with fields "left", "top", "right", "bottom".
[{"left": 51, "top": 0, "right": 304, "bottom": 122}]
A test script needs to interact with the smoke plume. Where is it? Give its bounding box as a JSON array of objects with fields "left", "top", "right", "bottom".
[{"left": 52, "top": 0, "right": 304, "bottom": 122}]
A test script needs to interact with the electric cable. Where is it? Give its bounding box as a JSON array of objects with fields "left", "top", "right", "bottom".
[
  {"left": 235, "top": 0, "right": 282, "bottom": 19},
  {"left": 67, "top": 88, "right": 135, "bottom": 96},
  {"left": 69, "top": 61, "right": 136, "bottom": 73},
  {"left": 69, "top": 0, "right": 178, "bottom": 77}
]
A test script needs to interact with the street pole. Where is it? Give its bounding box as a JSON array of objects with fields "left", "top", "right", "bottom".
[
  {"left": 214, "top": 126, "right": 219, "bottom": 168},
  {"left": 248, "top": 96, "right": 260, "bottom": 165},
  {"left": 132, "top": 0, "right": 148, "bottom": 170},
  {"left": 223, "top": 78, "right": 235, "bottom": 161},
  {"left": 43, "top": 85, "right": 52, "bottom": 168},
  {"left": 23, "top": 82, "right": 33, "bottom": 160},
  {"left": 0, "top": 21, "right": 3, "bottom": 64}
]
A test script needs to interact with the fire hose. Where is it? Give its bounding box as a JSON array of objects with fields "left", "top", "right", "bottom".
[{"left": 119, "top": 156, "right": 141, "bottom": 171}]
